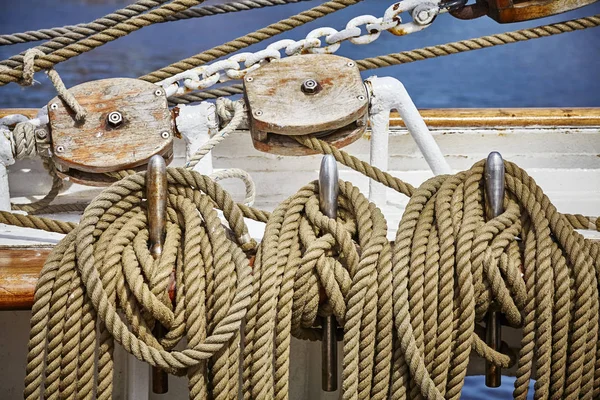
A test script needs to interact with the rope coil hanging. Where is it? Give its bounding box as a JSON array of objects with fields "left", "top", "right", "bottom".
[{"left": 20, "top": 150, "right": 600, "bottom": 399}]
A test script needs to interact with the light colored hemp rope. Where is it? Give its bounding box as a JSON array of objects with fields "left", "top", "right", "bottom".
[
  {"left": 0, "top": 0, "right": 204, "bottom": 86},
  {"left": 166, "top": 12, "right": 600, "bottom": 105},
  {"left": 11, "top": 130, "right": 600, "bottom": 399},
  {"left": 0, "top": 0, "right": 313, "bottom": 47},
  {"left": 0, "top": 0, "right": 170, "bottom": 48},
  {"left": 139, "top": 0, "right": 363, "bottom": 83},
  {"left": 7, "top": 120, "right": 86, "bottom": 214}
]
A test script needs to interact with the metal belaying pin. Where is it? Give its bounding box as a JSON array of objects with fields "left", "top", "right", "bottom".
[
  {"left": 484, "top": 151, "right": 505, "bottom": 388},
  {"left": 147, "top": 155, "right": 169, "bottom": 394},
  {"left": 319, "top": 154, "right": 339, "bottom": 392}
]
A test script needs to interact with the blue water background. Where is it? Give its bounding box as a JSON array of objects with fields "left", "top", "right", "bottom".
[
  {"left": 0, "top": 0, "right": 599, "bottom": 109},
  {"left": 0, "top": 1, "right": 591, "bottom": 397}
]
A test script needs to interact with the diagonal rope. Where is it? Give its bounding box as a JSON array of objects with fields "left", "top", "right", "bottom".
[{"left": 166, "top": 13, "right": 600, "bottom": 104}]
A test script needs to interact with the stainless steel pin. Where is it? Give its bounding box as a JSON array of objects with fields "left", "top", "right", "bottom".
[
  {"left": 484, "top": 151, "right": 505, "bottom": 388},
  {"left": 147, "top": 155, "right": 169, "bottom": 394},
  {"left": 319, "top": 154, "right": 339, "bottom": 392}
]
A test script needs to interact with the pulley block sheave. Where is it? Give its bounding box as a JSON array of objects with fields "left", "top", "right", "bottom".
[
  {"left": 46, "top": 78, "right": 175, "bottom": 186},
  {"left": 243, "top": 54, "right": 369, "bottom": 156}
]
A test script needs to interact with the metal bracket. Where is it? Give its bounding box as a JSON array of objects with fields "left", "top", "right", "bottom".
[
  {"left": 484, "top": 151, "right": 505, "bottom": 387},
  {"left": 319, "top": 154, "right": 339, "bottom": 392},
  {"left": 146, "top": 155, "right": 169, "bottom": 394}
]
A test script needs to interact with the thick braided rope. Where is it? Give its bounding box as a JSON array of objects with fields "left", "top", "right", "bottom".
[
  {"left": 0, "top": 0, "right": 204, "bottom": 86},
  {"left": 356, "top": 14, "right": 600, "bottom": 71},
  {"left": 139, "top": 0, "right": 362, "bottom": 83},
  {"left": 167, "top": 13, "right": 600, "bottom": 105},
  {"left": 166, "top": 0, "right": 314, "bottom": 21},
  {"left": 24, "top": 168, "right": 256, "bottom": 399},
  {"left": 0, "top": 0, "right": 168, "bottom": 48},
  {"left": 0, "top": 0, "right": 311, "bottom": 47},
  {"left": 18, "top": 146, "right": 600, "bottom": 399}
]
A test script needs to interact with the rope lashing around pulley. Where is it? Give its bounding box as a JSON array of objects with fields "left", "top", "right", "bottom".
[{"left": 18, "top": 141, "right": 600, "bottom": 399}]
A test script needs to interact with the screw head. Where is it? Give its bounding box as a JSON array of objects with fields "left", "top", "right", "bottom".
[
  {"left": 55, "top": 145, "right": 64, "bottom": 153},
  {"left": 418, "top": 10, "right": 430, "bottom": 21},
  {"left": 50, "top": 103, "right": 58, "bottom": 110},
  {"left": 161, "top": 131, "right": 170, "bottom": 139},
  {"left": 301, "top": 79, "right": 319, "bottom": 94},
  {"left": 154, "top": 88, "right": 163, "bottom": 96},
  {"left": 108, "top": 111, "right": 123, "bottom": 126},
  {"left": 35, "top": 129, "right": 47, "bottom": 139},
  {"left": 246, "top": 76, "right": 254, "bottom": 82},
  {"left": 254, "top": 110, "right": 263, "bottom": 116}
]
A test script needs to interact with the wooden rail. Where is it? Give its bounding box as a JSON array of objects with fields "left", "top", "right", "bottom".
[
  {"left": 0, "top": 247, "right": 52, "bottom": 310},
  {"left": 3, "top": 107, "right": 600, "bottom": 128}
]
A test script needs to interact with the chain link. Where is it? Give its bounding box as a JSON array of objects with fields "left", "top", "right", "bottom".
[{"left": 159, "top": 0, "right": 446, "bottom": 96}]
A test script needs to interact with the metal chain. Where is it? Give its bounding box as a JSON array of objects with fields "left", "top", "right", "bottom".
[{"left": 157, "top": 0, "right": 449, "bottom": 95}]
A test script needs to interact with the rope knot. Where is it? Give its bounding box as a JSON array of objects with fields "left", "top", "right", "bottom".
[{"left": 12, "top": 121, "right": 38, "bottom": 159}]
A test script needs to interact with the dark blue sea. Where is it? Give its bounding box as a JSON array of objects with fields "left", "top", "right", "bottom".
[{"left": 0, "top": 1, "right": 595, "bottom": 398}]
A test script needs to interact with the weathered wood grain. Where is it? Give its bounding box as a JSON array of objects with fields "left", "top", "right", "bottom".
[
  {"left": 244, "top": 54, "right": 368, "bottom": 136},
  {"left": 47, "top": 78, "right": 173, "bottom": 173}
]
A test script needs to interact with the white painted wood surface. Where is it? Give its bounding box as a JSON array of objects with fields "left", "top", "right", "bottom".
[{"left": 0, "top": 122, "right": 599, "bottom": 399}]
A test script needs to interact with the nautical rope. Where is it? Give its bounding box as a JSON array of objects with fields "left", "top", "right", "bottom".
[
  {"left": 0, "top": 0, "right": 312, "bottom": 47},
  {"left": 0, "top": 0, "right": 204, "bottom": 86},
  {"left": 356, "top": 14, "right": 600, "bottom": 71},
  {"left": 166, "top": 13, "right": 600, "bottom": 104},
  {"left": 16, "top": 150, "right": 600, "bottom": 399},
  {"left": 139, "top": 0, "right": 363, "bottom": 83},
  {"left": 0, "top": 0, "right": 170, "bottom": 67}
]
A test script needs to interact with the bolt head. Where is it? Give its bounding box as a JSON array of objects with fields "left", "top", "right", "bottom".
[
  {"left": 108, "top": 111, "right": 123, "bottom": 126},
  {"left": 301, "top": 79, "right": 319, "bottom": 94},
  {"left": 418, "top": 10, "right": 429, "bottom": 21},
  {"left": 161, "top": 131, "right": 170, "bottom": 139},
  {"left": 35, "top": 129, "right": 47, "bottom": 139}
]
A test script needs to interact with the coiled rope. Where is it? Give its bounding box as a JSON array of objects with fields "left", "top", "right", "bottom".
[{"left": 14, "top": 131, "right": 600, "bottom": 399}]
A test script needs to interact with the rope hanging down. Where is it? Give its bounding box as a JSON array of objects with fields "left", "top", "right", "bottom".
[{"left": 18, "top": 142, "right": 600, "bottom": 399}]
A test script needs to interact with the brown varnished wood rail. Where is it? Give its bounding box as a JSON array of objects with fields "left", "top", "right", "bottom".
[
  {"left": 3, "top": 107, "right": 600, "bottom": 129},
  {"left": 3, "top": 238, "right": 600, "bottom": 310}
]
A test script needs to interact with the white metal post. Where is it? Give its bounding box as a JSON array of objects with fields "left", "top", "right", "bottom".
[
  {"left": 365, "top": 76, "right": 451, "bottom": 205},
  {"left": 176, "top": 102, "right": 219, "bottom": 175}
]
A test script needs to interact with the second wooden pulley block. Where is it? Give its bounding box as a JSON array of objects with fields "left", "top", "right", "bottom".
[
  {"left": 243, "top": 54, "right": 368, "bottom": 156},
  {"left": 46, "top": 78, "right": 175, "bottom": 186}
]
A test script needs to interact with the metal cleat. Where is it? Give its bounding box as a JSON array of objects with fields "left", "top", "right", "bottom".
[{"left": 243, "top": 54, "right": 368, "bottom": 156}]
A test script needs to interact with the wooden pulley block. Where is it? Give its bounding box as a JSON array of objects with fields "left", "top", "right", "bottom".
[
  {"left": 243, "top": 54, "right": 368, "bottom": 156},
  {"left": 47, "top": 78, "right": 174, "bottom": 186},
  {"left": 483, "top": 0, "right": 597, "bottom": 23}
]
